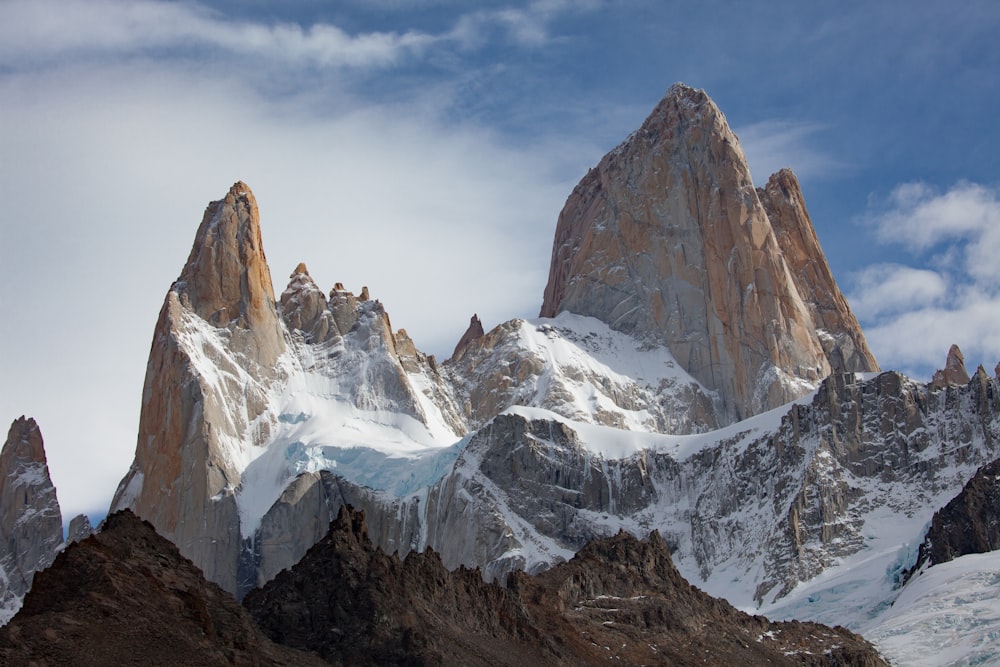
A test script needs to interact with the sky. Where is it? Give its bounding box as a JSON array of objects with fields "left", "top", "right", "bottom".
[{"left": 1, "top": 0, "right": 999, "bottom": 523}]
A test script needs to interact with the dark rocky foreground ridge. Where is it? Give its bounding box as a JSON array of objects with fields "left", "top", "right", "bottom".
[
  {"left": 0, "top": 507, "right": 886, "bottom": 666},
  {"left": 244, "top": 505, "right": 886, "bottom": 666},
  {"left": 0, "top": 510, "right": 326, "bottom": 666}
]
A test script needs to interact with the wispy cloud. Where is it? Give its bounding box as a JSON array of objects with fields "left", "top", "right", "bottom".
[
  {"left": 734, "top": 120, "right": 847, "bottom": 185},
  {"left": 0, "top": 0, "right": 603, "bottom": 71},
  {"left": 0, "top": 0, "right": 437, "bottom": 69},
  {"left": 847, "top": 182, "right": 1000, "bottom": 378},
  {"left": 450, "top": 0, "right": 603, "bottom": 48}
]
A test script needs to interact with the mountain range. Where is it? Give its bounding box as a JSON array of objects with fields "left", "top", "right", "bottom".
[{"left": 2, "top": 83, "right": 998, "bottom": 665}]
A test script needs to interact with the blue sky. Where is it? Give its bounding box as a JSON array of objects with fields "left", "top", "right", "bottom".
[{"left": 2, "top": 0, "right": 999, "bottom": 520}]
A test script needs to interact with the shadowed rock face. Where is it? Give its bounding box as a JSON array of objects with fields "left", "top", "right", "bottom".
[
  {"left": 540, "top": 84, "right": 876, "bottom": 422},
  {"left": 244, "top": 505, "right": 887, "bottom": 667},
  {"left": 0, "top": 510, "right": 325, "bottom": 666},
  {"left": 911, "top": 453, "right": 1000, "bottom": 574},
  {"left": 0, "top": 417, "right": 63, "bottom": 623}
]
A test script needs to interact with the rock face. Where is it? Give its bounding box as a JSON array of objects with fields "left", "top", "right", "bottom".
[
  {"left": 110, "top": 182, "right": 290, "bottom": 594},
  {"left": 439, "top": 369, "right": 1000, "bottom": 603},
  {"left": 0, "top": 510, "right": 325, "bottom": 666},
  {"left": 443, "top": 314, "right": 720, "bottom": 434},
  {"left": 540, "top": 84, "right": 877, "bottom": 422},
  {"left": 66, "top": 514, "right": 94, "bottom": 544},
  {"left": 245, "top": 505, "right": 887, "bottom": 666},
  {"left": 451, "top": 313, "right": 485, "bottom": 359},
  {"left": 758, "top": 169, "right": 877, "bottom": 373},
  {"left": 0, "top": 417, "right": 63, "bottom": 624},
  {"left": 912, "top": 454, "right": 1000, "bottom": 572}
]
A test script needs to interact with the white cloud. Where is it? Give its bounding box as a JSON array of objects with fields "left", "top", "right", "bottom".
[
  {"left": 848, "top": 264, "right": 948, "bottom": 321},
  {"left": 734, "top": 119, "right": 846, "bottom": 185},
  {"left": 848, "top": 182, "right": 1000, "bottom": 379},
  {"left": 0, "top": 0, "right": 436, "bottom": 69},
  {"left": 870, "top": 181, "right": 1000, "bottom": 285},
  {"left": 450, "top": 0, "right": 603, "bottom": 48},
  {"left": 0, "top": 0, "right": 605, "bottom": 71}
]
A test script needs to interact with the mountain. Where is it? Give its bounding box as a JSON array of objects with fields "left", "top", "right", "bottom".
[
  {"left": 93, "top": 83, "right": 1000, "bottom": 665},
  {"left": 0, "top": 417, "right": 63, "bottom": 624},
  {"left": 540, "top": 85, "right": 877, "bottom": 422},
  {"left": 244, "top": 504, "right": 886, "bottom": 666},
  {"left": 0, "top": 510, "right": 326, "bottom": 666}
]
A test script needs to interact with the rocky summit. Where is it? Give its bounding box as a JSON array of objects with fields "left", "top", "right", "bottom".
[
  {"left": 0, "top": 417, "right": 63, "bottom": 624},
  {"left": 540, "top": 84, "right": 877, "bottom": 422}
]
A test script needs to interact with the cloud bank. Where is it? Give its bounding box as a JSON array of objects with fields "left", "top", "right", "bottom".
[{"left": 848, "top": 182, "right": 1000, "bottom": 379}]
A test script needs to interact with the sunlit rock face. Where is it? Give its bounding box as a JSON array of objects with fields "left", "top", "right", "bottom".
[
  {"left": 0, "top": 417, "right": 63, "bottom": 624},
  {"left": 757, "top": 168, "right": 877, "bottom": 375},
  {"left": 540, "top": 84, "right": 877, "bottom": 423},
  {"left": 110, "top": 182, "right": 289, "bottom": 594},
  {"left": 931, "top": 344, "right": 972, "bottom": 388}
]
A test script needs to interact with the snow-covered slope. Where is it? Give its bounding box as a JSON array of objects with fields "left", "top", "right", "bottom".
[{"left": 446, "top": 312, "right": 722, "bottom": 434}]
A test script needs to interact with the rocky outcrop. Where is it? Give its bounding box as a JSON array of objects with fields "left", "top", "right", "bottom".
[
  {"left": 177, "top": 181, "right": 285, "bottom": 368},
  {"left": 444, "top": 314, "right": 719, "bottom": 434},
  {"left": 243, "top": 470, "right": 423, "bottom": 594},
  {"left": 451, "top": 313, "right": 485, "bottom": 360},
  {"left": 0, "top": 510, "right": 325, "bottom": 666},
  {"left": 279, "top": 268, "right": 462, "bottom": 433},
  {"left": 931, "top": 344, "right": 971, "bottom": 388},
  {"left": 110, "top": 182, "right": 290, "bottom": 594},
  {"left": 911, "top": 454, "right": 1000, "bottom": 573},
  {"left": 540, "top": 84, "right": 877, "bottom": 422},
  {"left": 245, "top": 505, "right": 886, "bottom": 666},
  {"left": 66, "top": 514, "right": 94, "bottom": 544},
  {"left": 0, "top": 417, "right": 63, "bottom": 624}
]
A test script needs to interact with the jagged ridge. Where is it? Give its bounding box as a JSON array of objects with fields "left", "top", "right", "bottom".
[{"left": 244, "top": 505, "right": 886, "bottom": 666}]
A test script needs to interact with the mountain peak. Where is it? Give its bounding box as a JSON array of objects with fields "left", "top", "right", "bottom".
[
  {"left": 0, "top": 417, "right": 63, "bottom": 624},
  {"left": 540, "top": 86, "right": 875, "bottom": 421},
  {"left": 177, "top": 180, "right": 284, "bottom": 367},
  {"left": 451, "top": 313, "right": 485, "bottom": 360},
  {"left": 932, "top": 343, "right": 971, "bottom": 388}
]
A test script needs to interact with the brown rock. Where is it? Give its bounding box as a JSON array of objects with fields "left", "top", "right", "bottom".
[
  {"left": 451, "top": 313, "right": 486, "bottom": 360},
  {"left": 177, "top": 181, "right": 285, "bottom": 368},
  {"left": 758, "top": 169, "right": 879, "bottom": 374},
  {"left": 280, "top": 263, "right": 336, "bottom": 343},
  {"left": 931, "top": 344, "right": 971, "bottom": 388},
  {"left": 0, "top": 510, "right": 325, "bottom": 666},
  {"left": 245, "top": 505, "right": 887, "bottom": 666},
  {"left": 540, "top": 84, "right": 876, "bottom": 421}
]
